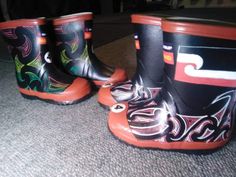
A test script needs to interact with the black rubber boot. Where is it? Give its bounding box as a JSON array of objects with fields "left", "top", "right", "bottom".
[
  {"left": 98, "top": 14, "right": 165, "bottom": 108},
  {"left": 108, "top": 17, "right": 236, "bottom": 152},
  {"left": 0, "top": 18, "right": 91, "bottom": 105},
  {"left": 52, "top": 12, "right": 127, "bottom": 87}
]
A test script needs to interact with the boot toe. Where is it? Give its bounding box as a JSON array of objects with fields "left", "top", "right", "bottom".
[
  {"left": 97, "top": 85, "right": 117, "bottom": 108},
  {"left": 93, "top": 68, "right": 127, "bottom": 87},
  {"left": 109, "top": 68, "right": 127, "bottom": 84},
  {"left": 64, "top": 77, "right": 91, "bottom": 102},
  {"left": 108, "top": 102, "right": 138, "bottom": 145}
]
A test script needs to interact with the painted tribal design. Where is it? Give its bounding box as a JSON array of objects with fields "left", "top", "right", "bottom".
[
  {"left": 111, "top": 76, "right": 161, "bottom": 103},
  {"left": 127, "top": 90, "right": 236, "bottom": 143},
  {"left": 1, "top": 27, "right": 69, "bottom": 93},
  {"left": 54, "top": 22, "right": 90, "bottom": 76},
  {"left": 110, "top": 80, "right": 133, "bottom": 102},
  {"left": 175, "top": 46, "right": 236, "bottom": 87}
]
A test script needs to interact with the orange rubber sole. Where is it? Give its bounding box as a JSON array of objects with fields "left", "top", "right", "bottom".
[
  {"left": 97, "top": 86, "right": 117, "bottom": 108},
  {"left": 109, "top": 126, "right": 229, "bottom": 151},
  {"left": 19, "top": 78, "right": 91, "bottom": 105}
]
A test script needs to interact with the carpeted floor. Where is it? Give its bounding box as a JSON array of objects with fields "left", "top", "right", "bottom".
[{"left": 0, "top": 35, "right": 236, "bottom": 177}]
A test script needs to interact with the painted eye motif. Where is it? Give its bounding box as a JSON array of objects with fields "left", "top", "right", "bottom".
[
  {"left": 111, "top": 103, "right": 126, "bottom": 113},
  {"left": 44, "top": 51, "right": 52, "bottom": 63}
]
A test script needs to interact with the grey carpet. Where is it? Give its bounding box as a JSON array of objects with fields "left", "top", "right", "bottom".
[{"left": 0, "top": 35, "right": 236, "bottom": 177}]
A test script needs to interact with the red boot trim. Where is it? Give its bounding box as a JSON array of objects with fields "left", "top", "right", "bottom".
[
  {"left": 0, "top": 19, "right": 45, "bottom": 29},
  {"left": 162, "top": 18, "right": 236, "bottom": 40},
  {"left": 53, "top": 12, "right": 93, "bottom": 25},
  {"left": 131, "top": 14, "right": 162, "bottom": 26}
]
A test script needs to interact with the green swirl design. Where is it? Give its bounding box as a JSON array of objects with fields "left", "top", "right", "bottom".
[
  {"left": 25, "top": 71, "right": 42, "bottom": 85},
  {"left": 15, "top": 56, "right": 24, "bottom": 82},
  {"left": 60, "top": 43, "right": 90, "bottom": 76},
  {"left": 27, "top": 54, "right": 42, "bottom": 69},
  {"left": 61, "top": 50, "right": 71, "bottom": 66},
  {"left": 77, "top": 44, "right": 89, "bottom": 62},
  {"left": 71, "top": 42, "right": 79, "bottom": 53},
  {"left": 47, "top": 77, "right": 69, "bottom": 93}
]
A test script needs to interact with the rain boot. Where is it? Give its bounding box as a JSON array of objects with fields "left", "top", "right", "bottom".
[
  {"left": 0, "top": 18, "right": 91, "bottom": 105},
  {"left": 97, "top": 14, "right": 165, "bottom": 108},
  {"left": 108, "top": 17, "right": 236, "bottom": 151},
  {"left": 52, "top": 12, "right": 127, "bottom": 87}
]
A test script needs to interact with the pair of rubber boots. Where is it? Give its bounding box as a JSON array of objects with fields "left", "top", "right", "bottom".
[
  {"left": 98, "top": 14, "right": 236, "bottom": 152},
  {"left": 0, "top": 12, "right": 127, "bottom": 105}
]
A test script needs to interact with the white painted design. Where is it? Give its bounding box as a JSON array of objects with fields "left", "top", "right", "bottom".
[
  {"left": 102, "top": 83, "right": 113, "bottom": 88},
  {"left": 177, "top": 51, "right": 236, "bottom": 81},
  {"left": 44, "top": 52, "right": 52, "bottom": 63},
  {"left": 163, "top": 45, "right": 173, "bottom": 50},
  {"left": 111, "top": 103, "right": 126, "bottom": 113}
]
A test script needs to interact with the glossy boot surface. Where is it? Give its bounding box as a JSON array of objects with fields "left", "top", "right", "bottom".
[
  {"left": 52, "top": 12, "right": 127, "bottom": 87},
  {"left": 0, "top": 18, "right": 91, "bottom": 104},
  {"left": 108, "top": 17, "right": 236, "bottom": 151},
  {"left": 98, "top": 14, "right": 165, "bottom": 108}
]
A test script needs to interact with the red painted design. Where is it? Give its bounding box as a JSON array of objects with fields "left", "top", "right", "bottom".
[{"left": 163, "top": 51, "right": 174, "bottom": 65}]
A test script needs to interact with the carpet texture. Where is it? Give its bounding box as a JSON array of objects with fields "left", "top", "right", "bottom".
[{"left": 0, "top": 35, "right": 236, "bottom": 177}]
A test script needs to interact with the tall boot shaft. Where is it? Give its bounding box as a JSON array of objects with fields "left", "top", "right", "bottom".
[
  {"left": 52, "top": 12, "right": 127, "bottom": 85},
  {"left": 162, "top": 18, "right": 236, "bottom": 115},
  {"left": 53, "top": 12, "right": 93, "bottom": 63},
  {"left": 98, "top": 14, "right": 166, "bottom": 107},
  {"left": 0, "top": 19, "right": 75, "bottom": 92},
  {"left": 132, "top": 14, "right": 164, "bottom": 87}
]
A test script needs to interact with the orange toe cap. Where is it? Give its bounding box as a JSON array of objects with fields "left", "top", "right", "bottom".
[
  {"left": 108, "top": 68, "right": 128, "bottom": 84},
  {"left": 108, "top": 102, "right": 138, "bottom": 144},
  {"left": 97, "top": 86, "right": 118, "bottom": 107},
  {"left": 108, "top": 102, "right": 230, "bottom": 150},
  {"left": 64, "top": 77, "right": 91, "bottom": 101},
  {"left": 93, "top": 68, "right": 127, "bottom": 87}
]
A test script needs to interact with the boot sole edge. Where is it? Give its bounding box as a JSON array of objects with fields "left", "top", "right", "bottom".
[
  {"left": 107, "top": 123, "right": 229, "bottom": 155},
  {"left": 20, "top": 90, "right": 93, "bottom": 105}
]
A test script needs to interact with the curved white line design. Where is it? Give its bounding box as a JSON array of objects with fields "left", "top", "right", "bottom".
[
  {"left": 177, "top": 53, "right": 236, "bottom": 80},
  {"left": 177, "top": 53, "right": 203, "bottom": 69},
  {"left": 175, "top": 49, "right": 236, "bottom": 87}
]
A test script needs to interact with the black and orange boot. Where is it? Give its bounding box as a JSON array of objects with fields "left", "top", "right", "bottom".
[
  {"left": 97, "top": 14, "right": 164, "bottom": 108},
  {"left": 52, "top": 12, "right": 127, "bottom": 88},
  {"left": 0, "top": 18, "right": 91, "bottom": 105},
  {"left": 108, "top": 17, "right": 236, "bottom": 152}
]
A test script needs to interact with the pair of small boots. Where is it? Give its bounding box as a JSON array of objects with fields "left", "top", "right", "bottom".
[
  {"left": 98, "top": 14, "right": 236, "bottom": 152},
  {"left": 0, "top": 12, "right": 127, "bottom": 105}
]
